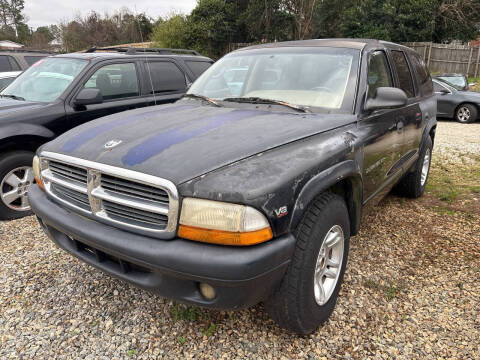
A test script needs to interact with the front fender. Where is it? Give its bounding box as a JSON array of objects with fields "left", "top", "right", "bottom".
[
  {"left": 289, "top": 160, "right": 363, "bottom": 235},
  {"left": 0, "top": 123, "right": 55, "bottom": 142}
]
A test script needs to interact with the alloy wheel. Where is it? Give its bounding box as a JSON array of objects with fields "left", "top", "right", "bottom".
[
  {"left": 0, "top": 166, "right": 34, "bottom": 211},
  {"left": 314, "top": 224, "right": 344, "bottom": 306}
]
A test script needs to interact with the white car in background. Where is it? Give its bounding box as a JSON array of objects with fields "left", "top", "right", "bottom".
[{"left": 0, "top": 71, "right": 21, "bottom": 90}]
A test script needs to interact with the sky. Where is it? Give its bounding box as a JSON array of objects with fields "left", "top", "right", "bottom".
[{"left": 24, "top": 0, "right": 198, "bottom": 29}]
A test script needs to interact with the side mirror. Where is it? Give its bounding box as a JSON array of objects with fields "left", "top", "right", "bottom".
[
  {"left": 73, "top": 88, "right": 103, "bottom": 107},
  {"left": 469, "top": 83, "right": 476, "bottom": 87},
  {"left": 439, "top": 89, "right": 450, "bottom": 95},
  {"left": 365, "top": 87, "right": 407, "bottom": 111}
]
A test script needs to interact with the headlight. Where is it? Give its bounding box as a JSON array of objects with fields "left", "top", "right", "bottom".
[
  {"left": 178, "top": 198, "right": 273, "bottom": 246},
  {"left": 32, "top": 155, "right": 44, "bottom": 190}
]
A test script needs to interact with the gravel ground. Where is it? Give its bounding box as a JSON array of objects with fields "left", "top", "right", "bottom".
[{"left": 1, "top": 120, "right": 479, "bottom": 359}]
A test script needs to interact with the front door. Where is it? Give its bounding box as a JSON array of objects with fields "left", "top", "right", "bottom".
[
  {"left": 360, "top": 50, "right": 406, "bottom": 203},
  {"left": 66, "top": 61, "right": 148, "bottom": 128}
]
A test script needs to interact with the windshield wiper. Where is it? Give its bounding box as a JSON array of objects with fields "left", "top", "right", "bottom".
[
  {"left": 1, "top": 94, "right": 25, "bottom": 101},
  {"left": 222, "top": 97, "right": 310, "bottom": 113},
  {"left": 183, "top": 93, "right": 221, "bottom": 107}
]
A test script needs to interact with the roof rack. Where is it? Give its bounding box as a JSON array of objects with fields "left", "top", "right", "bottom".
[
  {"left": 0, "top": 48, "right": 54, "bottom": 54},
  {"left": 85, "top": 46, "right": 201, "bottom": 56}
]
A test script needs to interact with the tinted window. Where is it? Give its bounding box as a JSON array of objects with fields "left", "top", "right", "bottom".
[
  {"left": 25, "top": 56, "right": 47, "bottom": 66},
  {"left": 8, "top": 56, "right": 20, "bottom": 70},
  {"left": 367, "top": 51, "right": 393, "bottom": 98},
  {"left": 84, "top": 63, "right": 139, "bottom": 100},
  {"left": 146, "top": 61, "right": 186, "bottom": 94},
  {"left": 0, "top": 76, "right": 14, "bottom": 89},
  {"left": 0, "top": 56, "right": 11, "bottom": 72},
  {"left": 409, "top": 52, "right": 433, "bottom": 95},
  {"left": 186, "top": 61, "right": 212, "bottom": 77},
  {"left": 391, "top": 50, "right": 415, "bottom": 98}
]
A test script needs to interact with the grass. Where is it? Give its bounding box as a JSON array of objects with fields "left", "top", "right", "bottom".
[
  {"left": 363, "top": 278, "right": 407, "bottom": 300},
  {"left": 170, "top": 303, "right": 202, "bottom": 322},
  {"left": 425, "top": 157, "right": 480, "bottom": 204},
  {"left": 126, "top": 349, "right": 137, "bottom": 357}
]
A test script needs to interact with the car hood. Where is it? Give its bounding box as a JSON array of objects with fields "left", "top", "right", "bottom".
[
  {"left": 0, "top": 98, "right": 45, "bottom": 121},
  {"left": 44, "top": 102, "right": 356, "bottom": 184}
]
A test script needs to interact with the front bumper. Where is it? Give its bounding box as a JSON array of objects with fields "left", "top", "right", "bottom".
[{"left": 29, "top": 185, "right": 296, "bottom": 309}]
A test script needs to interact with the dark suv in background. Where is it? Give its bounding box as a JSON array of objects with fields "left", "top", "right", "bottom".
[
  {"left": 0, "top": 49, "right": 51, "bottom": 72},
  {"left": 0, "top": 47, "right": 213, "bottom": 219},
  {"left": 30, "top": 39, "right": 436, "bottom": 334}
]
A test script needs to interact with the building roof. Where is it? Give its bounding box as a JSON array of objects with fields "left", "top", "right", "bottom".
[{"left": 0, "top": 40, "right": 23, "bottom": 48}]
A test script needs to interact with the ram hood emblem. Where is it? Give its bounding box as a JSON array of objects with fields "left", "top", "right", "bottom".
[{"left": 104, "top": 139, "right": 122, "bottom": 149}]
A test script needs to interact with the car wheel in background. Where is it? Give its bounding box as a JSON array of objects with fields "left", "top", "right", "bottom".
[
  {"left": 455, "top": 104, "right": 477, "bottom": 123},
  {"left": 266, "top": 191, "right": 350, "bottom": 335},
  {"left": 0, "top": 151, "right": 35, "bottom": 220}
]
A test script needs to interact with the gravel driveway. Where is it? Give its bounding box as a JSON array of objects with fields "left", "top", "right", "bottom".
[{"left": 1, "top": 121, "right": 479, "bottom": 359}]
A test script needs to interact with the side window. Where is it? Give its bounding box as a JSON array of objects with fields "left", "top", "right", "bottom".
[
  {"left": 433, "top": 81, "right": 449, "bottom": 93},
  {"left": 185, "top": 61, "right": 212, "bottom": 77},
  {"left": 146, "top": 61, "right": 186, "bottom": 94},
  {"left": 8, "top": 56, "right": 20, "bottom": 71},
  {"left": 367, "top": 51, "right": 393, "bottom": 98},
  {"left": 84, "top": 63, "right": 139, "bottom": 100},
  {"left": 0, "top": 56, "right": 11, "bottom": 72},
  {"left": 391, "top": 50, "right": 415, "bottom": 98},
  {"left": 409, "top": 52, "right": 433, "bottom": 96}
]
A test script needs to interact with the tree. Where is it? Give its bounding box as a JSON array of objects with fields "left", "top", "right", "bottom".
[
  {"left": 185, "top": 0, "right": 238, "bottom": 59},
  {"left": 151, "top": 14, "right": 188, "bottom": 49}
]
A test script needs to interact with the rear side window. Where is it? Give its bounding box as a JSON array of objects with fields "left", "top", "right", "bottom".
[
  {"left": 25, "top": 56, "right": 47, "bottom": 66},
  {"left": 367, "top": 51, "right": 393, "bottom": 98},
  {"left": 185, "top": 61, "right": 212, "bottom": 77},
  {"left": 409, "top": 52, "right": 433, "bottom": 96},
  {"left": 8, "top": 56, "right": 20, "bottom": 70},
  {"left": 146, "top": 61, "right": 186, "bottom": 94},
  {"left": 391, "top": 50, "right": 415, "bottom": 98}
]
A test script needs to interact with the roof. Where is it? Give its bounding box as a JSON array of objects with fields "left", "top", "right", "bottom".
[
  {"left": 236, "top": 38, "right": 413, "bottom": 52},
  {"left": 0, "top": 40, "right": 23, "bottom": 48}
]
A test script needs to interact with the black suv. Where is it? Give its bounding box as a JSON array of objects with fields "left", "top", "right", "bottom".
[
  {"left": 29, "top": 39, "right": 436, "bottom": 334},
  {"left": 0, "top": 47, "right": 213, "bottom": 219}
]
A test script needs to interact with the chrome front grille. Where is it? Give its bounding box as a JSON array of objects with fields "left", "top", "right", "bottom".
[
  {"left": 40, "top": 152, "right": 179, "bottom": 239},
  {"left": 49, "top": 161, "right": 87, "bottom": 185}
]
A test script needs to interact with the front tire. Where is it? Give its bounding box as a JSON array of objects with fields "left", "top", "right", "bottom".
[
  {"left": 0, "top": 151, "right": 35, "bottom": 220},
  {"left": 455, "top": 104, "right": 477, "bottom": 123},
  {"left": 266, "top": 192, "right": 350, "bottom": 335}
]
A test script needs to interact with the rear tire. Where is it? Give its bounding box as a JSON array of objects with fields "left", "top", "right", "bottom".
[
  {"left": 395, "top": 136, "right": 433, "bottom": 198},
  {"left": 455, "top": 104, "right": 477, "bottom": 123},
  {"left": 266, "top": 192, "right": 350, "bottom": 335},
  {"left": 0, "top": 151, "right": 35, "bottom": 220}
]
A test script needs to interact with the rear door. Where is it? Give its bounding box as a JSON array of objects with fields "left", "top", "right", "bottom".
[
  {"left": 389, "top": 49, "right": 423, "bottom": 171},
  {"left": 360, "top": 49, "right": 406, "bottom": 202},
  {"left": 66, "top": 60, "right": 148, "bottom": 128},
  {"left": 140, "top": 59, "right": 188, "bottom": 106}
]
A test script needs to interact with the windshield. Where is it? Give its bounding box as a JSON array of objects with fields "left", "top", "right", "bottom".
[
  {"left": 1, "top": 57, "right": 88, "bottom": 102},
  {"left": 437, "top": 76, "right": 467, "bottom": 90},
  {"left": 188, "top": 47, "right": 360, "bottom": 112}
]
